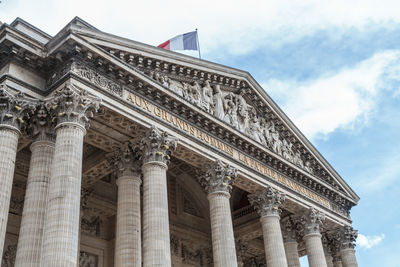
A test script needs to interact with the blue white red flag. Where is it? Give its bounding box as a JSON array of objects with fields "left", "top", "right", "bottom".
[{"left": 158, "top": 31, "right": 198, "bottom": 51}]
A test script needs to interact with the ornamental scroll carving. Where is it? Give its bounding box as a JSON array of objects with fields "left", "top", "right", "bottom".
[
  {"left": 107, "top": 142, "right": 141, "bottom": 178},
  {"left": 45, "top": 82, "right": 101, "bottom": 128},
  {"left": 148, "top": 72, "right": 314, "bottom": 174},
  {"left": 281, "top": 215, "right": 303, "bottom": 242},
  {"left": 0, "top": 84, "right": 37, "bottom": 131},
  {"left": 300, "top": 207, "right": 325, "bottom": 235},
  {"left": 197, "top": 159, "right": 237, "bottom": 195},
  {"left": 335, "top": 226, "right": 358, "bottom": 250},
  {"left": 71, "top": 61, "right": 123, "bottom": 97},
  {"left": 140, "top": 126, "right": 178, "bottom": 165},
  {"left": 248, "top": 186, "right": 286, "bottom": 217}
]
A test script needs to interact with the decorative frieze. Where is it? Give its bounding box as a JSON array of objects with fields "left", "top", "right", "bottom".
[
  {"left": 248, "top": 186, "right": 286, "bottom": 217},
  {"left": 140, "top": 126, "right": 178, "bottom": 165},
  {"left": 71, "top": 61, "right": 123, "bottom": 97},
  {"left": 148, "top": 70, "right": 313, "bottom": 174},
  {"left": 197, "top": 159, "right": 237, "bottom": 195}
]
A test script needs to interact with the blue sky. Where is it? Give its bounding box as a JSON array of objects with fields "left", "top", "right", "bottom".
[{"left": 2, "top": 0, "right": 400, "bottom": 266}]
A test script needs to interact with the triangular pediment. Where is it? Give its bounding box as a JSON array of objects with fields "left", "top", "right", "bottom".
[{"left": 3, "top": 17, "right": 358, "bottom": 212}]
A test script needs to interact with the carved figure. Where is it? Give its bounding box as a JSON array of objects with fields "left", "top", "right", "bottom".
[
  {"left": 236, "top": 90, "right": 250, "bottom": 133},
  {"left": 282, "top": 139, "right": 294, "bottom": 161},
  {"left": 293, "top": 151, "right": 304, "bottom": 168},
  {"left": 270, "top": 125, "right": 282, "bottom": 156},
  {"left": 212, "top": 85, "right": 225, "bottom": 120},
  {"left": 223, "top": 93, "right": 239, "bottom": 130},
  {"left": 304, "top": 161, "right": 313, "bottom": 174},
  {"left": 201, "top": 80, "right": 213, "bottom": 113},
  {"left": 249, "top": 117, "right": 265, "bottom": 144},
  {"left": 184, "top": 81, "right": 201, "bottom": 105},
  {"left": 167, "top": 78, "right": 184, "bottom": 97},
  {"left": 260, "top": 119, "right": 273, "bottom": 146}
]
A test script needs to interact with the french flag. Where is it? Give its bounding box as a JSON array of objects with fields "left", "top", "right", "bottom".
[{"left": 158, "top": 31, "right": 198, "bottom": 51}]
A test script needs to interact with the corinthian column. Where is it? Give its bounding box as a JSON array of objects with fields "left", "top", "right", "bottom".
[
  {"left": 41, "top": 83, "right": 100, "bottom": 267},
  {"left": 0, "top": 85, "right": 36, "bottom": 258},
  {"left": 322, "top": 233, "right": 334, "bottom": 267},
  {"left": 141, "top": 126, "right": 178, "bottom": 267},
  {"left": 236, "top": 239, "right": 248, "bottom": 267},
  {"left": 197, "top": 160, "right": 238, "bottom": 267},
  {"left": 281, "top": 216, "right": 301, "bottom": 267},
  {"left": 300, "top": 208, "right": 327, "bottom": 267},
  {"left": 108, "top": 143, "right": 142, "bottom": 267},
  {"left": 15, "top": 103, "right": 55, "bottom": 267},
  {"left": 336, "top": 226, "right": 358, "bottom": 267},
  {"left": 248, "top": 186, "right": 287, "bottom": 267}
]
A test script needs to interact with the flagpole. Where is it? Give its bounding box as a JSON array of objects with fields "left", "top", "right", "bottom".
[{"left": 195, "top": 28, "right": 201, "bottom": 59}]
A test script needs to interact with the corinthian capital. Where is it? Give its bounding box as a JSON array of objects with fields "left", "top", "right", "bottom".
[
  {"left": 45, "top": 82, "right": 101, "bottom": 129},
  {"left": 197, "top": 159, "right": 237, "bottom": 195},
  {"left": 0, "top": 84, "right": 37, "bottom": 132},
  {"left": 281, "top": 215, "right": 302, "bottom": 242},
  {"left": 335, "top": 226, "right": 358, "bottom": 250},
  {"left": 107, "top": 142, "right": 141, "bottom": 178},
  {"left": 140, "top": 126, "right": 178, "bottom": 165},
  {"left": 25, "top": 102, "right": 56, "bottom": 142},
  {"left": 248, "top": 186, "right": 285, "bottom": 217},
  {"left": 300, "top": 207, "right": 325, "bottom": 235}
]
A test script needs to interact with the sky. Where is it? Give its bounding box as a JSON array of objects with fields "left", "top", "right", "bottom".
[{"left": 1, "top": 0, "right": 400, "bottom": 266}]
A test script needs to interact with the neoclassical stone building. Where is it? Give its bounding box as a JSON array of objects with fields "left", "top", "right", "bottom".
[{"left": 0, "top": 17, "right": 359, "bottom": 267}]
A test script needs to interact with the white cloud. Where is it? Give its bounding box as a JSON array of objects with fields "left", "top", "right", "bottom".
[
  {"left": 1, "top": 0, "right": 400, "bottom": 55},
  {"left": 263, "top": 50, "right": 400, "bottom": 140},
  {"left": 357, "top": 233, "right": 385, "bottom": 249}
]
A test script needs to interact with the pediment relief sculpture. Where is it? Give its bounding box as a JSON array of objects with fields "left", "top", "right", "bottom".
[{"left": 148, "top": 71, "right": 313, "bottom": 174}]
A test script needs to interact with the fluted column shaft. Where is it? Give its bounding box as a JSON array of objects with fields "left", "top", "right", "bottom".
[
  {"left": 142, "top": 162, "right": 170, "bottom": 267},
  {"left": 208, "top": 191, "right": 238, "bottom": 267},
  {"left": 284, "top": 241, "right": 301, "bottom": 267},
  {"left": 249, "top": 187, "right": 287, "bottom": 267},
  {"left": 198, "top": 159, "right": 238, "bottom": 267},
  {"left": 325, "top": 255, "right": 334, "bottom": 267},
  {"left": 333, "top": 259, "right": 343, "bottom": 267},
  {"left": 140, "top": 126, "right": 177, "bottom": 267},
  {"left": 115, "top": 175, "right": 142, "bottom": 267},
  {"left": 41, "top": 123, "right": 85, "bottom": 267},
  {"left": 340, "top": 248, "right": 358, "bottom": 267},
  {"left": 260, "top": 215, "right": 287, "bottom": 267},
  {"left": 304, "top": 232, "right": 327, "bottom": 267},
  {"left": 15, "top": 140, "right": 55, "bottom": 267},
  {"left": 0, "top": 126, "right": 19, "bottom": 257}
]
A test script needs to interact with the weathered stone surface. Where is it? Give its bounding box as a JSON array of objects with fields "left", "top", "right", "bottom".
[
  {"left": 41, "top": 83, "right": 101, "bottom": 267},
  {"left": 249, "top": 187, "right": 287, "bottom": 267},
  {"left": 141, "top": 126, "right": 177, "bottom": 267}
]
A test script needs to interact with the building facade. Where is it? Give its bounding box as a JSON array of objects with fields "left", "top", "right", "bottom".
[{"left": 0, "top": 17, "right": 359, "bottom": 267}]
